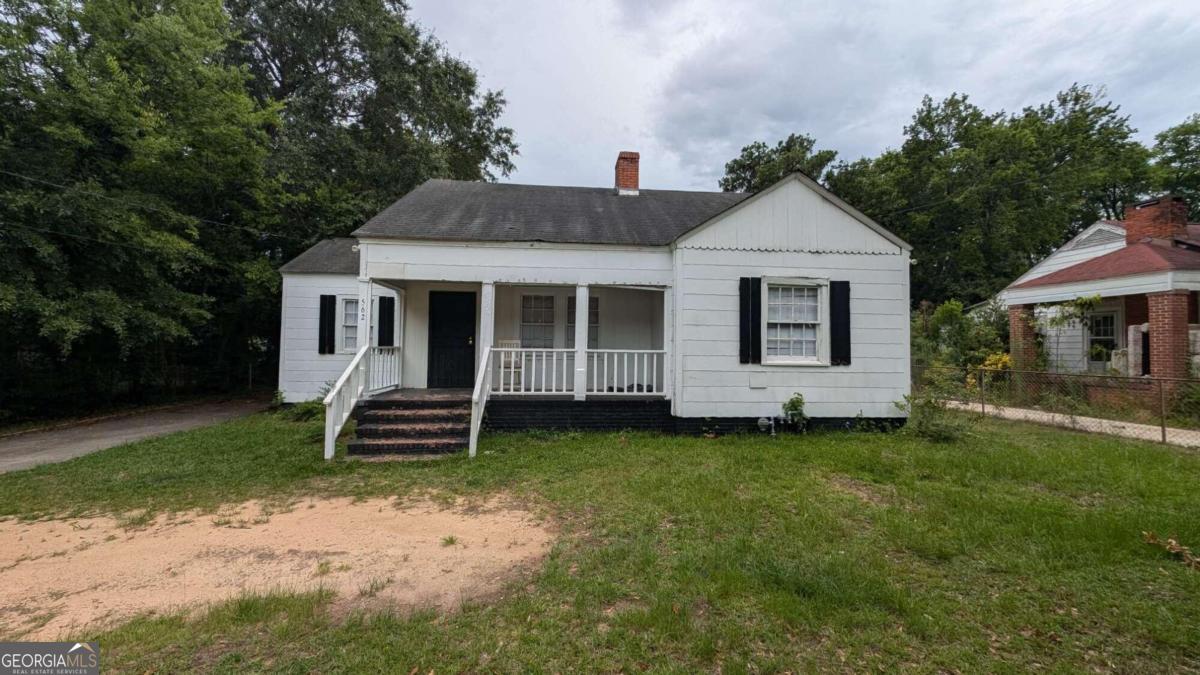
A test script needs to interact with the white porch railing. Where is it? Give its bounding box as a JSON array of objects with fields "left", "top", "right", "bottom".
[
  {"left": 323, "top": 344, "right": 370, "bottom": 460},
  {"left": 368, "top": 346, "right": 402, "bottom": 393},
  {"left": 586, "top": 349, "right": 666, "bottom": 395},
  {"left": 490, "top": 348, "right": 575, "bottom": 394},
  {"left": 322, "top": 345, "right": 402, "bottom": 460},
  {"left": 469, "top": 346, "right": 494, "bottom": 458}
]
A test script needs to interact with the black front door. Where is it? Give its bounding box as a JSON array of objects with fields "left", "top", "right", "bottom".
[{"left": 427, "top": 291, "right": 476, "bottom": 388}]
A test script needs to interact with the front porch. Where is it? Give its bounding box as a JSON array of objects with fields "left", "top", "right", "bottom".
[
  {"left": 1006, "top": 290, "right": 1200, "bottom": 380},
  {"left": 323, "top": 278, "right": 673, "bottom": 458},
  {"left": 373, "top": 279, "right": 670, "bottom": 399}
]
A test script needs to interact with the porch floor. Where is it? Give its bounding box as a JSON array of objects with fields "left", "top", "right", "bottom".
[{"left": 368, "top": 388, "right": 472, "bottom": 402}]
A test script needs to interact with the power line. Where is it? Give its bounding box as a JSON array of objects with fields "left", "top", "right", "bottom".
[
  {"left": 0, "top": 220, "right": 168, "bottom": 253},
  {"left": 0, "top": 168, "right": 304, "bottom": 242}
]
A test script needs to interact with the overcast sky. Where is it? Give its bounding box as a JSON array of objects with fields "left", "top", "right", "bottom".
[{"left": 410, "top": 0, "right": 1200, "bottom": 192}]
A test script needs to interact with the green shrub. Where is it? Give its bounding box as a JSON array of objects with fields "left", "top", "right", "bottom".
[
  {"left": 900, "top": 367, "right": 976, "bottom": 442},
  {"left": 781, "top": 392, "right": 807, "bottom": 428},
  {"left": 275, "top": 399, "right": 324, "bottom": 422}
]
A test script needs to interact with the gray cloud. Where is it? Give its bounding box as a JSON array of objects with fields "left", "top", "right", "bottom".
[{"left": 410, "top": 0, "right": 1200, "bottom": 191}]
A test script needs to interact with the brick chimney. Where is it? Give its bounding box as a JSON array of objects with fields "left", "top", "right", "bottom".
[
  {"left": 615, "top": 151, "right": 639, "bottom": 195},
  {"left": 1125, "top": 195, "right": 1189, "bottom": 244}
]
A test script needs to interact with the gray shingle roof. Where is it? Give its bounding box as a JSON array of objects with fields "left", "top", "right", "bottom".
[
  {"left": 279, "top": 238, "right": 359, "bottom": 274},
  {"left": 352, "top": 179, "right": 751, "bottom": 246}
]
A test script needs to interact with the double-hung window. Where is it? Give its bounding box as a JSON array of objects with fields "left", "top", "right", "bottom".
[
  {"left": 520, "top": 295, "right": 555, "bottom": 348},
  {"left": 762, "top": 278, "right": 829, "bottom": 364},
  {"left": 342, "top": 298, "right": 359, "bottom": 351},
  {"left": 566, "top": 296, "right": 599, "bottom": 349},
  {"left": 1086, "top": 312, "right": 1117, "bottom": 372}
]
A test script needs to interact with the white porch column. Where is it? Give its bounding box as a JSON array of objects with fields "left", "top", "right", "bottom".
[
  {"left": 662, "top": 286, "right": 674, "bottom": 401},
  {"left": 574, "top": 284, "right": 589, "bottom": 400},
  {"left": 357, "top": 277, "right": 373, "bottom": 350},
  {"left": 479, "top": 282, "right": 495, "bottom": 368}
]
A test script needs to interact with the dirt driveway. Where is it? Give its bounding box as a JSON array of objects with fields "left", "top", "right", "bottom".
[
  {"left": 0, "top": 495, "right": 553, "bottom": 639},
  {"left": 0, "top": 399, "right": 265, "bottom": 474}
]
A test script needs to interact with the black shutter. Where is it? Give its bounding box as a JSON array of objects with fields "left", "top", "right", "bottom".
[
  {"left": 830, "top": 281, "right": 851, "bottom": 366},
  {"left": 739, "top": 277, "right": 762, "bottom": 364},
  {"left": 750, "top": 278, "right": 762, "bottom": 364},
  {"left": 318, "top": 294, "right": 336, "bottom": 354},
  {"left": 377, "top": 296, "right": 395, "bottom": 347}
]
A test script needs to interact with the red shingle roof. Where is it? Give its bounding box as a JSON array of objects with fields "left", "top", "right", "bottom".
[{"left": 1010, "top": 242, "right": 1200, "bottom": 289}]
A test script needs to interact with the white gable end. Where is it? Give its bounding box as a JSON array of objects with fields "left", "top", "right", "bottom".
[{"left": 676, "top": 175, "right": 905, "bottom": 254}]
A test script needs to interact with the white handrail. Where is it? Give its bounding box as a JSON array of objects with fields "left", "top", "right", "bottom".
[
  {"left": 323, "top": 344, "right": 371, "bottom": 460},
  {"left": 469, "top": 346, "right": 493, "bottom": 458},
  {"left": 586, "top": 349, "right": 667, "bottom": 395},
  {"left": 490, "top": 348, "right": 575, "bottom": 395},
  {"left": 367, "top": 345, "right": 402, "bottom": 393}
]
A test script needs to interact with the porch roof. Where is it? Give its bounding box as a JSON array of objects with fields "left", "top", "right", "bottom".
[{"left": 1009, "top": 242, "right": 1200, "bottom": 290}]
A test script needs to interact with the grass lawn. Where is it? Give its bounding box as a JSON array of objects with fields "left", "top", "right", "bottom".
[{"left": 2, "top": 413, "right": 1199, "bottom": 672}]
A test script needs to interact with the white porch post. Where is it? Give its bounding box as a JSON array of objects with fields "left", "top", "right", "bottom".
[
  {"left": 662, "top": 286, "right": 673, "bottom": 401},
  {"left": 357, "top": 277, "right": 373, "bottom": 349},
  {"left": 574, "top": 284, "right": 589, "bottom": 400},
  {"left": 479, "top": 282, "right": 495, "bottom": 366}
]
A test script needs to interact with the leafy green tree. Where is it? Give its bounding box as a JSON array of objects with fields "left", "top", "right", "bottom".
[
  {"left": 825, "top": 85, "right": 1150, "bottom": 305},
  {"left": 1152, "top": 113, "right": 1200, "bottom": 220},
  {"left": 911, "top": 299, "right": 1003, "bottom": 369},
  {"left": 225, "top": 0, "right": 518, "bottom": 252},
  {"left": 0, "top": 0, "right": 279, "bottom": 414},
  {"left": 719, "top": 133, "right": 837, "bottom": 192}
]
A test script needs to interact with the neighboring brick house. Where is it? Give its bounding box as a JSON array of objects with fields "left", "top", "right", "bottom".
[{"left": 1000, "top": 195, "right": 1200, "bottom": 380}]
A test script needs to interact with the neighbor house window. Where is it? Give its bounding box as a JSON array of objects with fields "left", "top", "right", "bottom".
[
  {"left": 566, "top": 296, "right": 599, "bottom": 349},
  {"left": 763, "top": 279, "right": 828, "bottom": 364},
  {"left": 342, "top": 298, "right": 359, "bottom": 351},
  {"left": 520, "top": 295, "right": 555, "bottom": 348},
  {"left": 1087, "top": 312, "right": 1117, "bottom": 372}
]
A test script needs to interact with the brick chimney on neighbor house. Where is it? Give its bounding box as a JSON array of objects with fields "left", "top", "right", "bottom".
[
  {"left": 615, "top": 151, "right": 639, "bottom": 195},
  {"left": 1125, "top": 194, "right": 1190, "bottom": 244}
]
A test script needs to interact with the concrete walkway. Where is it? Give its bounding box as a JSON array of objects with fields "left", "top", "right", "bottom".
[
  {"left": 0, "top": 399, "right": 266, "bottom": 473},
  {"left": 948, "top": 401, "right": 1200, "bottom": 448}
]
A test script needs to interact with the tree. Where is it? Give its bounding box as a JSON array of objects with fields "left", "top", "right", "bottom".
[
  {"left": 824, "top": 85, "right": 1151, "bottom": 306},
  {"left": 225, "top": 0, "right": 518, "bottom": 252},
  {"left": 719, "top": 133, "right": 837, "bottom": 193},
  {"left": 1153, "top": 114, "right": 1200, "bottom": 220},
  {"left": 0, "top": 0, "right": 279, "bottom": 417}
]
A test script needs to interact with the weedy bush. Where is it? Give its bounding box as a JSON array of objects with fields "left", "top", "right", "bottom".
[
  {"left": 275, "top": 399, "right": 324, "bottom": 422},
  {"left": 900, "top": 368, "right": 976, "bottom": 442},
  {"left": 782, "top": 392, "right": 808, "bottom": 430}
]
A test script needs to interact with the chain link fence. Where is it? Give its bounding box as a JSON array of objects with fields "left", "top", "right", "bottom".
[{"left": 913, "top": 364, "right": 1200, "bottom": 448}]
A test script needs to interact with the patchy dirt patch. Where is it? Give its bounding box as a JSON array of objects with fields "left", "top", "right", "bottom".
[
  {"left": 826, "top": 474, "right": 894, "bottom": 507},
  {"left": 0, "top": 495, "right": 553, "bottom": 640}
]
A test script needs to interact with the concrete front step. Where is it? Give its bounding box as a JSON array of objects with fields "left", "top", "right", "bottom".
[
  {"left": 347, "top": 436, "right": 467, "bottom": 455},
  {"left": 356, "top": 422, "right": 469, "bottom": 438}
]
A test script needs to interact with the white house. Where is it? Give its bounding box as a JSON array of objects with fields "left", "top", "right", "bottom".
[{"left": 277, "top": 152, "right": 912, "bottom": 458}]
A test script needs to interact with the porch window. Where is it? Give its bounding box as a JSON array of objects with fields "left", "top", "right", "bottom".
[
  {"left": 342, "top": 298, "right": 359, "bottom": 351},
  {"left": 763, "top": 280, "right": 827, "bottom": 363},
  {"left": 1087, "top": 312, "right": 1117, "bottom": 372},
  {"left": 520, "top": 295, "right": 555, "bottom": 348},
  {"left": 566, "top": 296, "right": 599, "bottom": 349}
]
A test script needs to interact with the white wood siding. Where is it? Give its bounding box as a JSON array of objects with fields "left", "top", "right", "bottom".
[
  {"left": 674, "top": 180, "right": 911, "bottom": 418},
  {"left": 362, "top": 239, "right": 673, "bottom": 286},
  {"left": 679, "top": 178, "right": 904, "bottom": 254},
  {"left": 1036, "top": 299, "right": 1124, "bottom": 374},
  {"left": 278, "top": 274, "right": 398, "bottom": 402}
]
